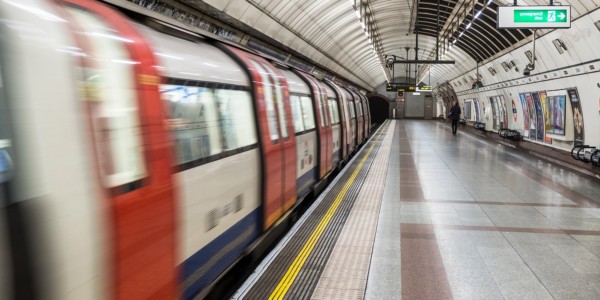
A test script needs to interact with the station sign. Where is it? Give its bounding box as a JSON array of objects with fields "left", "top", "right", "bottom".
[
  {"left": 417, "top": 86, "right": 432, "bottom": 92},
  {"left": 386, "top": 83, "right": 416, "bottom": 92},
  {"left": 497, "top": 6, "right": 571, "bottom": 29}
]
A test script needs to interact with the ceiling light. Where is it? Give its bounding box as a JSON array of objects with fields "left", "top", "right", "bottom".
[
  {"left": 466, "top": 23, "right": 472, "bottom": 29},
  {"left": 474, "top": 10, "right": 482, "bottom": 19}
]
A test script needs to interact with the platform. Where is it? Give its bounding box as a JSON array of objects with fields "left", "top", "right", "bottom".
[{"left": 233, "top": 120, "right": 600, "bottom": 300}]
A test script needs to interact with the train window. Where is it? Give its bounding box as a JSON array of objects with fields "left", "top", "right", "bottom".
[
  {"left": 250, "top": 61, "right": 279, "bottom": 141},
  {"left": 67, "top": 7, "right": 147, "bottom": 188},
  {"left": 161, "top": 85, "right": 222, "bottom": 163},
  {"left": 214, "top": 89, "right": 257, "bottom": 149},
  {"left": 300, "top": 96, "right": 316, "bottom": 130},
  {"left": 290, "top": 95, "right": 305, "bottom": 133},
  {"left": 161, "top": 82, "right": 257, "bottom": 167},
  {"left": 349, "top": 102, "right": 356, "bottom": 118}
]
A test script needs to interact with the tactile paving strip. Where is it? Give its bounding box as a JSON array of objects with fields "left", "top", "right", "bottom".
[
  {"left": 311, "top": 120, "right": 395, "bottom": 300},
  {"left": 237, "top": 122, "right": 391, "bottom": 300}
]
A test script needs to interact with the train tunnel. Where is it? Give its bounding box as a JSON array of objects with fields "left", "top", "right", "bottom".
[{"left": 367, "top": 93, "right": 390, "bottom": 125}]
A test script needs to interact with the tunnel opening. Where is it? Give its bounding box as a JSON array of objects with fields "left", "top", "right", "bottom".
[{"left": 367, "top": 93, "right": 391, "bottom": 125}]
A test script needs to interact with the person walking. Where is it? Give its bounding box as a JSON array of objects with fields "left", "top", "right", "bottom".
[{"left": 448, "top": 101, "right": 461, "bottom": 135}]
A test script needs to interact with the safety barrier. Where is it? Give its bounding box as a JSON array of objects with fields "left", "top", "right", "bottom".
[
  {"left": 473, "top": 122, "right": 486, "bottom": 130},
  {"left": 498, "top": 129, "right": 521, "bottom": 141},
  {"left": 571, "top": 145, "right": 600, "bottom": 166}
]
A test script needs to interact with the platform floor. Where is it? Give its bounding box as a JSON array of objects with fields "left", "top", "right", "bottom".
[{"left": 234, "top": 120, "right": 600, "bottom": 300}]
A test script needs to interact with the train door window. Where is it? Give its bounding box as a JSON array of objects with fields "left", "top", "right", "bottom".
[
  {"left": 329, "top": 100, "right": 340, "bottom": 124},
  {"left": 300, "top": 96, "right": 316, "bottom": 130},
  {"left": 250, "top": 61, "right": 278, "bottom": 141},
  {"left": 0, "top": 64, "right": 13, "bottom": 183},
  {"left": 320, "top": 97, "right": 330, "bottom": 126},
  {"left": 349, "top": 101, "right": 356, "bottom": 118},
  {"left": 161, "top": 84, "right": 222, "bottom": 164},
  {"left": 66, "top": 7, "right": 147, "bottom": 189},
  {"left": 268, "top": 68, "right": 288, "bottom": 139},
  {"left": 214, "top": 89, "right": 257, "bottom": 149},
  {"left": 357, "top": 101, "right": 363, "bottom": 116},
  {"left": 290, "top": 95, "right": 305, "bottom": 133},
  {"left": 317, "top": 96, "right": 326, "bottom": 128}
]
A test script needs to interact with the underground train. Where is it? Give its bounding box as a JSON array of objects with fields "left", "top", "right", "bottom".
[{"left": 0, "top": 0, "right": 372, "bottom": 299}]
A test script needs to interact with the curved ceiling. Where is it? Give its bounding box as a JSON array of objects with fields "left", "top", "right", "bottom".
[{"left": 186, "top": 0, "right": 599, "bottom": 89}]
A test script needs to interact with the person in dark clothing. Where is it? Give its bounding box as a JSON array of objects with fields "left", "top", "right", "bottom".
[{"left": 448, "top": 101, "right": 461, "bottom": 135}]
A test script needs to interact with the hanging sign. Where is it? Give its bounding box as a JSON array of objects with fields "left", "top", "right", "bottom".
[{"left": 497, "top": 6, "right": 571, "bottom": 29}]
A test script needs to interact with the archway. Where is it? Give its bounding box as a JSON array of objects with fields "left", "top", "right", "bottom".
[{"left": 367, "top": 93, "right": 391, "bottom": 124}]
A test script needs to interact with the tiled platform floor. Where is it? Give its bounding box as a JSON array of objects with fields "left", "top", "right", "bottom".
[{"left": 367, "top": 120, "right": 600, "bottom": 300}]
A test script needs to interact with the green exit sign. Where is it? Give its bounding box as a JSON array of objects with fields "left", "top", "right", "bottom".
[
  {"left": 514, "top": 10, "right": 568, "bottom": 23},
  {"left": 498, "top": 6, "right": 571, "bottom": 29}
]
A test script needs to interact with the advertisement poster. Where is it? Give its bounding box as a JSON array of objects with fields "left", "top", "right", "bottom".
[
  {"left": 499, "top": 95, "right": 509, "bottom": 129},
  {"left": 490, "top": 97, "right": 499, "bottom": 130},
  {"left": 473, "top": 99, "right": 480, "bottom": 122},
  {"left": 464, "top": 101, "right": 472, "bottom": 120},
  {"left": 531, "top": 92, "right": 544, "bottom": 141},
  {"left": 550, "top": 95, "right": 566, "bottom": 135},
  {"left": 539, "top": 91, "right": 552, "bottom": 144},
  {"left": 525, "top": 93, "right": 536, "bottom": 139},
  {"left": 567, "top": 88, "right": 584, "bottom": 145},
  {"left": 519, "top": 93, "right": 530, "bottom": 137}
]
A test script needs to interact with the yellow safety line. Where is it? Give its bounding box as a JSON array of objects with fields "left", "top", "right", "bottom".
[{"left": 268, "top": 121, "right": 388, "bottom": 300}]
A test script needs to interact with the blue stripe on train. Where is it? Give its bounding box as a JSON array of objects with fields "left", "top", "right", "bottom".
[
  {"left": 297, "top": 166, "right": 317, "bottom": 199},
  {"left": 181, "top": 209, "right": 260, "bottom": 300}
]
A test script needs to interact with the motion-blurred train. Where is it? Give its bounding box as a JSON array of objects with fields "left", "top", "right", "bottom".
[{"left": 0, "top": 0, "right": 372, "bottom": 299}]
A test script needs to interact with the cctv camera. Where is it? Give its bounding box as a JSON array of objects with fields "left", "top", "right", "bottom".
[{"left": 523, "top": 63, "right": 535, "bottom": 76}]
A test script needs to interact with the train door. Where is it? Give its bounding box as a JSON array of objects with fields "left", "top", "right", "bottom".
[
  {"left": 324, "top": 82, "right": 348, "bottom": 161},
  {"left": 0, "top": 51, "right": 15, "bottom": 300},
  {"left": 63, "top": 1, "right": 178, "bottom": 299},
  {"left": 346, "top": 94, "right": 358, "bottom": 151},
  {"left": 349, "top": 91, "right": 364, "bottom": 144},
  {"left": 327, "top": 95, "right": 342, "bottom": 169},
  {"left": 223, "top": 46, "right": 296, "bottom": 229},
  {"left": 298, "top": 73, "right": 332, "bottom": 178},
  {"left": 339, "top": 87, "right": 355, "bottom": 154},
  {"left": 361, "top": 94, "right": 370, "bottom": 137}
]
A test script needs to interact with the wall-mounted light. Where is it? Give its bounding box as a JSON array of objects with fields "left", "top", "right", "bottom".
[
  {"left": 488, "top": 67, "right": 497, "bottom": 76},
  {"left": 501, "top": 62, "right": 509, "bottom": 72},
  {"left": 552, "top": 39, "right": 567, "bottom": 54},
  {"left": 525, "top": 50, "right": 534, "bottom": 63}
]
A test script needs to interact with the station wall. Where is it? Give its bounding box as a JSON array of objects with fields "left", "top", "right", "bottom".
[{"left": 449, "top": 8, "right": 600, "bottom": 150}]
